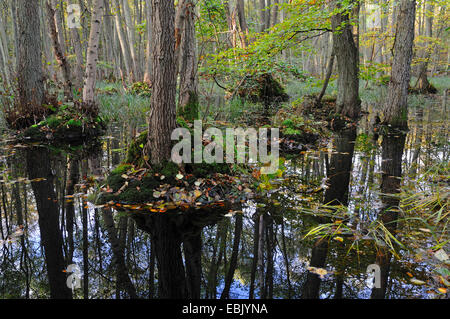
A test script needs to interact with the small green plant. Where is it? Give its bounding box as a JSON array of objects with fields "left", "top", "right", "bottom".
[{"left": 129, "top": 82, "right": 152, "bottom": 97}]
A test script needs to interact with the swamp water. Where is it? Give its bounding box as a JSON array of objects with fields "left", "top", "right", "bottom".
[{"left": 0, "top": 95, "right": 448, "bottom": 299}]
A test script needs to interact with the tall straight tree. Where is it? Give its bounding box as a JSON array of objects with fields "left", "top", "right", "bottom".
[
  {"left": 383, "top": 0, "right": 416, "bottom": 129},
  {"left": 178, "top": 0, "right": 199, "bottom": 121},
  {"left": 415, "top": 1, "right": 435, "bottom": 93},
  {"left": 147, "top": 0, "right": 177, "bottom": 164},
  {"left": 82, "top": 0, "right": 104, "bottom": 107},
  {"left": 331, "top": 0, "right": 360, "bottom": 119},
  {"left": 16, "top": 0, "right": 45, "bottom": 124}
]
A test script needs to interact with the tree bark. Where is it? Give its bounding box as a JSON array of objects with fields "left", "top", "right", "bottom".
[
  {"left": 178, "top": 0, "right": 199, "bottom": 121},
  {"left": 148, "top": 0, "right": 177, "bottom": 165},
  {"left": 331, "top": 0, "right": 360, "bottom": 119},
  {"left": 236, "top": 0, "right": 249, "bottom": 47},
  {"left": 122, "top": 0, "right": 140, "bottom": 80},
  {"left": 144, "top": 0, "right": 153, "bottom": 84},
  {"left": 45, "top": 1, "right": 73, "bottom": 99},
  {"left": 383, "top": 0, "right": 416, "bottom": 129},
  {"left": 16, "top": 0, "right": 45, "bottom": 117},
  {"left": 82, "top": 0, "right": 104, "bottom": 106},
  {"left": 415, "top": 1, "right": 435, "bottom": 93}
]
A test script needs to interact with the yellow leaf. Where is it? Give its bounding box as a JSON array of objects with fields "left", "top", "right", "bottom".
[
  {"left": 194, "top": 190, "right": 202, "bottom": 198},
  {"left": 334, "top": 237, "right": 344, "bottom": 242},
  {"left": 438, "top": 287, "right": 447, "bottom": 294}
]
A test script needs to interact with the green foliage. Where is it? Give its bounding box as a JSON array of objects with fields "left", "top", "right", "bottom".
[
  {"left": 199, "top": 0, "right": 333, "bottom": 93},
  {"left": 129, "top": 82, "right": 152, "bottom": 97}
]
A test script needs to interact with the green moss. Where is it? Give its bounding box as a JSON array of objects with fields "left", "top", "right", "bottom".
[
  {"left": 45, "top": 116, "right": 63, "bottom": 129},
  {"left": 178, "top": 92, "right": 199, "bottom": 122},
  {"left": 188, "top": 162, "right": 231, "bottom": 177},
  {"left": 107, "top": 173, "right": 126, "bottom": 192},
  {"left": 111, "top": 163, "right": 133, "bottom": 175},
  {"left": 66, "top": 118, "right": 82, "bottom": 127},
  {"left": 159, "top": 161, "right": 180, "bottom": 178}
]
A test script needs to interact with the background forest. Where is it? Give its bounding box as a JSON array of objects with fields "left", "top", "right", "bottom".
[{"left": 0, "top": 0, "right": 448, "bottom": 300}]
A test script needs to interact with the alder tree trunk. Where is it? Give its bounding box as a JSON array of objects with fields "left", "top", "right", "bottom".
[
  {"left": 383, "top": 0, "right": 416, "bottom": 129},
  {"left": 236, "top": 0, "right": 249, "bottom": 47},
  {"left": 122, "top": 0, "right": 140, "bottom": 80},
  {"left": 148, "top": 0, "right": 177, "bottom": 165},
  {"left": 331, "top": 0, "right": 360, "bottom": 120},
  {"left": 82, "top": 0, "right": 104, "bottom": 107},
  {"left": 45, "top": 1, "right": 73, "bottom": 99},
  {"left": 16, "top": 0, "right": 45, "bottom": 117},
  {"left": 415, "top": 1, "right": 435, "bottom": 92},
  {"left": 178, "top": 0, "right": 199, "bottom": 121},
  {"left": 144, "top": 0, "right": 153, "bottom": 84}
]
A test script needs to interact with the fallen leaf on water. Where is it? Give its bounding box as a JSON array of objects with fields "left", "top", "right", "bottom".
[
  {"left": 406, "top": 272, "right": 413, "bottom": 278},
  {"left": 153, "top": 191, "right": 161, "bottom": 198},
  {"left": 438, "top": 287, "right": 447, "bottom": 294},
  {"left": 334, "top": 237, "right": 344, "bottom": 242},
  {"left": 194, "top": 190, "right": 202, "bottom": 198},
  {"left": 410, "top": 278, "right": 426, "bottom": 285},
  {"left": 307, "top": 266, "right": 329, "bottom": 279}
]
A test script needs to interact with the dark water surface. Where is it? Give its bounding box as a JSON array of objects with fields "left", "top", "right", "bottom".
[{"left": 0, "top": 95, "right": 448, "bottom": 299}]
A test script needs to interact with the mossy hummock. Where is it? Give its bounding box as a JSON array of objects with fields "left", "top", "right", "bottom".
[
  {"left": 18, "top": 102, "right": 106, "bottom": 144},
  {"left": 96, "top": 129, "right": 255, "bottom": 214}
]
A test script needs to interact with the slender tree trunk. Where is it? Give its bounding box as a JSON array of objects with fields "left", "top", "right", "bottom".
[
  {"left": 220, "top": 214, "right": 243, "bottom": 299},
  {"left": 236, "top": 0, "right": 249, "bottom": 47},
  {"left": 122, "top": 0, "right": 140, "bottom": 80},
  {"left": 249, "top": 212, "right": 260, "bottom": 299},
  {"left": 317, "top": 50, "right": 335, "bottom": 104},
  {"left": 45, "top": 1, "right": 73, "bottom": 99},
  {"left": 259, "top": 0, "right": 266, "bottom": 32},
  {"left": 178, "top": 0, "right": 199, "bottom": 121},
  {"left": 82, "top": 0, "right": 104, "bottom": 106},
  {"left": 144, "top": 0, "right": 153, "bottom": 84},
  {"left": 415, "top": 2, "right": 435, "bottom": 92}
]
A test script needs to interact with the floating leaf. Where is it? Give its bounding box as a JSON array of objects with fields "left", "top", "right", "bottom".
[
  {"left": 334, "top": 236, "right": 344, "bottom": 242},
  {"left": 438, "top": 287, "right": 447, "bottom": 294},
  {"left": 410, "top": 278, "right": 426, "bottom": 285},
  {"left": 194, "top": 190, "right": 202, "bottom": 198},
  {"left": 153, "top": 191, "right": 161, "bottom": 198}
]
